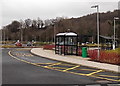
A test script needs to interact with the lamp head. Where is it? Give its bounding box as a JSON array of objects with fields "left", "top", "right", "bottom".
[
  {"left": 91, "top": 5, "right": 98, "bottom": 8},
  {"left": 114, "top": 17, "right": 119, "bottom": 20}
]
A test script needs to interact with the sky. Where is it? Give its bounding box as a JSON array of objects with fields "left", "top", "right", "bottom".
[{"left": 0, "top": 0, "right": 119, "bottom": 28}]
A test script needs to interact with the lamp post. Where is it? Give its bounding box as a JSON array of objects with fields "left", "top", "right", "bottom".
[
  {"left": 113, "top": 17, "right": 119, "bottom": 50},
  {"left": 6, "top": 28, "right": 8, "bottom": 42},
  {"left": 52, "top": 20, "right": 56, "bottom": 43},
  {"left": 3, "top": 26, "right": 6, "bottom": 44},
  {"left": 19, "top": 19, "right": 24, "bottom": 43},
  {"left": 91, "top": 5, "right": 100, "bottom": 60},
  {"left": 54, "top": 24, "right": 56, "bottom": 43},
  {"left": 3, "top": 29, "right": 5, "bottom": 44}
]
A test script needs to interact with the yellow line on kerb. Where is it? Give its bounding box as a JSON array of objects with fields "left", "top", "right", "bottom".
[
  {"left": 87, "top": 70, "right": 103, "bottom": 76},
  {"left": 63, "top": 65, "right": 80, "bottom": 72}
]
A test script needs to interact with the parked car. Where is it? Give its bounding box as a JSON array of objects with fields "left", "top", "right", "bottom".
[
  {"left": 15, "top": 42, "right": 22, "bottom": 47},
  {"left": 27, "top": 42, "right": 32, "bottom": 46}
]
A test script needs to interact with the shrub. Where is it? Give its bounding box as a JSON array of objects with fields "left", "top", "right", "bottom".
[
  {"left": 88, "top": 49, "right": 120, "bottom": 64},
  {"left": 43, "top": 44, "right": 55, "bottom": 50}
]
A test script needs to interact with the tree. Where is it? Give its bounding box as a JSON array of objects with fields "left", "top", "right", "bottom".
[
  {"left": 37, "top": 17, "right": 44, "bottom": 29},
  {"left": 32, "top": 19, "right": 37, "bottom": 28},
  {"left": 20, "top": 19, "right": 26, "bottom": 29},
  {"left": 2, "top": 10, "right": 119, "bottom": 43},
  {"left": 25, "top": 19, "right": 32, "bottom": 28},
  {"left": 44, "top": 19, "right": 52, "bottom": 27},
  {"left": 9, "top": 21, "right": 21, "bottom": 33}
]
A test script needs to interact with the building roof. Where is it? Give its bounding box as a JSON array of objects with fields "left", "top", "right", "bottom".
[
  {"left": 56, "top": 32, "right": 77, "bottom": 36},
  {"left": 100, "top": 35, "right": 118, "bottom": 40}
]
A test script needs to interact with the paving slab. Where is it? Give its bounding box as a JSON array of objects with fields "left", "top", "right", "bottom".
[{"left": 31, "top": 48, "right": 120, "bottom": 73}]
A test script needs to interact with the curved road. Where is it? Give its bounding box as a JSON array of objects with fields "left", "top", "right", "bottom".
[{"left": 2, "top": 48, "right": 119, "bottom": 85}]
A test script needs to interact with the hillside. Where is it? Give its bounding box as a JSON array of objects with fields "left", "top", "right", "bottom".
[{"left": 1, "top": 10, "right": 120, "bottom": 43}]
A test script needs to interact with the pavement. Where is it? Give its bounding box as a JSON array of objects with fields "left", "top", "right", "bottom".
[{"left": 31, "top": 48, "right": 120, "bottom": 73}]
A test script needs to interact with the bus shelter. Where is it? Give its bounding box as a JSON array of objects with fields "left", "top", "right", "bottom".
[{"left": 55, "top": 32, "right": 78, "bottom": 55}]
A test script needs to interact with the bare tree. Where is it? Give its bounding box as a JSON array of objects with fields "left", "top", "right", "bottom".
[
  {"left": 20, "top": 19, "right": 25, "bottom": 28},
  {"left": 37, "top": 17, "right": 44, "bottom": 29},
  {"left": 32, "top": 19, "right": 37, "bottom": 28},
  {"left": 44, "top": 19, "right": 53, "bottom": 27},
  {"left": 25, "top": 19, "right": 32, "bottom": 28}
]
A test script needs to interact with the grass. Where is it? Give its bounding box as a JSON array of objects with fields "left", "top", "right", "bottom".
[
  {"left": 2, "top": 41, "right": 16, "bottom": 44},
  {"left": 1, "top": 45, "right": 18, "bottom": 48},
  {"left": 105, "top": 48, "right": 120, "bottom": 54},
  {"left": 79, "top": 43, "right": 109, "bottom": 47},
  {"left": 33, "top": 42, "right": 53, "bottom": 46}
]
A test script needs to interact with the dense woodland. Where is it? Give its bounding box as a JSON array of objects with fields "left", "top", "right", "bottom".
[{"left": 1, "top": 10, "right": 120, "bottom": 43}]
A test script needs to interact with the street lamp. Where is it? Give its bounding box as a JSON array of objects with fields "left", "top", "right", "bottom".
[
  {"left": 17, "top": 26, "right": 22, "bottom": 42},
  {"left": 19, "top": 19, "right": 25, "bottom": 43},
  {"left": 52, "top": 20, "right": 56, "bottom": 43},
  {"left": 2, "top": 26, "right": 6, "bottom": 44},
  {"left": 113, "top": 17, "right": 119, "bottom": 50},
  {"left": 91, "top": 5, "right": 100, "bottom": 60},
  {"left": 54, "top": 24, "right": 55, "bottom": 43}
]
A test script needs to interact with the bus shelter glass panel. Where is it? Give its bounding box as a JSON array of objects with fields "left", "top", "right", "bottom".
[
  {"left": 64, "top": 36, "right": 78, "bottom": 55},
  {"left": 55, "top": 33, "right": 78, "bottom": 55}
]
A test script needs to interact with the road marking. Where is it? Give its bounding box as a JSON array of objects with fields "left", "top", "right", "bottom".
[
  {"left": 90, "top": 75, "right": 120, "bottom": 82},
  {"left": 14, "top": 49, "right": 33, "bottom": 57},
  {"left": 25, "top": 54, "right": 33, "bottom": 57},
  {"left": 63, "top": 65, "right": 80, "bottom": 72},
  {"left": 76, "top": 68, "right": 99, "bottom": 71},
  {"left": 59, "top": 63, "right": 76, "bottom": 66},
  {"left": 8, "top": 50, "right": 120, "bottom": 82},
  {"left": 35, "top": 63, "right": 53, "bottom": 65},
  {"left": 63, "top": 70, "right": 120, "bottom": 82},
  {"left": 52, "top": 67, "right": 67, "bottom": 69},
  {"left": 16, "top": 49, "right": 31, "bottom": 51},
  {"left": 8, "top": 51, "right": 34, "bottom": 64},
  {"left": 14, "top": 52, "right": 33, "bottom": 57},
  {"left": 95, "top": 74, "right": 120, "bottom": 78},
  {"left": 87, "top": 70, "right": 103, "bottom": 76},
  {"left": 46, "top": 62, "right": 61, "bottom": 67}
]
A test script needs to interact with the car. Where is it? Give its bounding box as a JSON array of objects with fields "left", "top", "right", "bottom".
[
  {"left": 15, "top": 42, "right": 22, "bottom": 46},
  {"left": 27, "top": 42, "right": 32, "bottom": 46}
]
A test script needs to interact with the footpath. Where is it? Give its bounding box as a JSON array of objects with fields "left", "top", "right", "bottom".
[{"left": 31, "top": 48, "right": 120, "bottom": 73}]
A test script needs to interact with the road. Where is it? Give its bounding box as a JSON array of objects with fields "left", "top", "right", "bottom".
[{"left": 2, "top": 48, "right": 120, "bottom": 85}]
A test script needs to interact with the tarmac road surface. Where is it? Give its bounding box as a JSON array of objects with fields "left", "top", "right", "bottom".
[{"left": 2, "top": 48, "right": 120, "bottom": 85}]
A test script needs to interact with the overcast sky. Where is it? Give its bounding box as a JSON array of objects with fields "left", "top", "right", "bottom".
[{"left": 0, "top": 0, "right": 119, "bottom": 27}]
